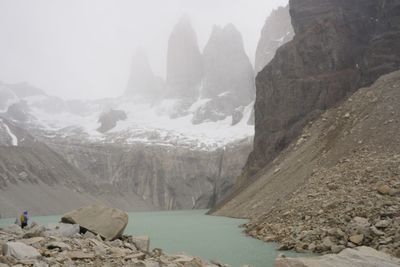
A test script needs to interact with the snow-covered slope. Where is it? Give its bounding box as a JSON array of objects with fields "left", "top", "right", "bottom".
[{"left": 0, "top": 82, "right": 254, "bottom": 150}]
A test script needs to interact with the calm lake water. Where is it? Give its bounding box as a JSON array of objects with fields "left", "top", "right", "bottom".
[{"left": 0, "top": 209, "right": 302, "bottom": 267}]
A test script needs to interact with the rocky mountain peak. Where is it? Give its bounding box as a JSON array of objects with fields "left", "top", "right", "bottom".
[
  {"left": 166, "top": 17, "right": 203, "bottom": 99},
  {"left": 202, "top": 23, "right": 254, "bottom": 101}
]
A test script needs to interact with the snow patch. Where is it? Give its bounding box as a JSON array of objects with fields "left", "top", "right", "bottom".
[
  {"left": 189, "top": 98, "right": 212, "bottom": 112},
  {"left": 1, "top": 120, "right": 18, "bottom": 146},
  {"left": 217, "top": 91, "right": 230, "bottom": 97}
]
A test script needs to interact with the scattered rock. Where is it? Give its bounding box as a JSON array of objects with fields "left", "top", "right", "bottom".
[
  {"left": 331, "top": 244, "right": 345, "bottom": 253},
  {"left": 46, "top": 241, "right": 71, "bottom": 251},
  {"left": 275, "top": 246, "right": 400, "bottom": 267},
  {"left": 378, "top": 185, "right": 392, "bottom": 195},
  {"left": 349, "top": 234, "right": 364, "bottom": 245},
  {"left": 375, "top": 220, "right": 391, "bottom": 228},
  {"left": 370, "top": 226, "right": 385, "bottom": 236},
  {"left": 0, "top": 222, "right": 218, "bottom": 267},
  {"left": 67, "top": 251, "right": 95, "bottom": 260},
  {"left": 20, "top": 237, "right": 45, "bottom": 246},
  {"left": 129, "top": 236, "right": 150, "bottom": 252},
  {"left": 23, "top": 224, "right": 45, "bottom": 238},
  {"left": 2, "top": 224, "right": 24, "bottom": 236}
]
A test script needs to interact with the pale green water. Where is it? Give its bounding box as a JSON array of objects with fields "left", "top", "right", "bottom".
[{"left": 0, "top": 210, "right": 302, "bottom": 267}]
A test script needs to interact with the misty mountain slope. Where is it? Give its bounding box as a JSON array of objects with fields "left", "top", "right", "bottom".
[
  {"left": 214, "top": 70, "right": 400, "bottom": 256},
  {"left": 0, "top": 80, "right": 254, "bottom": 148},
  {"left": 255, "top": 5, "right": 294, "bottom": 73},
  {"left": 0, "top": 118, "right": 155, "bottom": 218},
  {"left": 0, "top": 13, "right": 274, "bottom": 215},
  {"left": 0, "top": 75, "right": 254, "bottom": 213}
]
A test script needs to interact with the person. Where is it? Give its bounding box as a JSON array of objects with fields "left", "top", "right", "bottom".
[{"left": 20, "top": 211, "right": 28, "bottom": 229}]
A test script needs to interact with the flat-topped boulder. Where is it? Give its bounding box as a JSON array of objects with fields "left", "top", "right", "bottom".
[{"left": 61, "top": 204, "right": 128, "bottom": 240}]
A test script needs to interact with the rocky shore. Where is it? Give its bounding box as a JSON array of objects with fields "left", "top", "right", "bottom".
[
  {"left": 242, "top": 72, "right": 400, "bottom": 258},
  {"left": 0, "top": 205, "right": 227, "bottom": 267}
]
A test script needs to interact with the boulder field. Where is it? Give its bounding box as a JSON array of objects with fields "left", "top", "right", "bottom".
[{"left": 0, "top": 205, "right": 229, "bottom": 267}]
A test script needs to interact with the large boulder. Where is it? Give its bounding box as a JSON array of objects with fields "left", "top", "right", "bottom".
[
  {"left": 2, "top": 242, "right": 41, "bottom": 260},
  {"left": 61, "top": 205, "right": 128, "bottom": 240},
  {"left": 274, "top": 246, "right": 400, "bottom": 267}
]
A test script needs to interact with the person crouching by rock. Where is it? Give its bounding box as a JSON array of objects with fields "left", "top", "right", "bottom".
[{"left": 20, "top": 211, "right": 28, "bottom": 228}]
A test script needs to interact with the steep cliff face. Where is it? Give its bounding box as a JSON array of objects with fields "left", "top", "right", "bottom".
[
  {"left": 242, "top": 0, "right": 400, "bottom": 181},
  {"left": 125, "top": 49, "right": 164, "bottom": 102},
  {"left": 166, "top": 17, "right": 203, "bottom": 99},
  {"left": 255, "top": 5, "right": 294, "bottom": 73},
  {"left": 47, "top": 138, "right": 252, "bottom": 210}
]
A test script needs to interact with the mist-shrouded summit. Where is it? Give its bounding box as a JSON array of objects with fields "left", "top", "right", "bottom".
[
  {"left": 125, "top": 48, "right": 164, "bottom": 102},
  {"left": 0, "top": 0, "right": 289, "bottom": 100},
  {"left": 0, "top": 1, "right": 291, "bottom": 217},
  {"left": 166, "top": 17, "right": 203, "bottom": 99}
]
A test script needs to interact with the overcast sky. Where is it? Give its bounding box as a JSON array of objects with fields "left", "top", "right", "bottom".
[{"left": 0, "top": 0, "right": 288, "bottom": 99}]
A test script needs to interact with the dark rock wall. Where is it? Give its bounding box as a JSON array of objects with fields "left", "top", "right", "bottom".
[{"left": 242, "top": 0, "right": 400, "bottom": 180}]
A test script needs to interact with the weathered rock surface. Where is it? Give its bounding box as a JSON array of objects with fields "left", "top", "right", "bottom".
[
  {"left": 129, "top": 236, "right": 150, "bottom": 252},
  {"left": 214, "top": 70, "right": 400, "bottom": 257},
  {"left": 255, "top": 5, "right": 294, "bottom": 73},
  {"left": 43, "top": 223, "right": 80, "bottom": 238},
  {"left": 166, "top": 17, "right": 203, "bottom": 99},
  {"left": 49, "top": 139, "right": 252, "bottom": 212},
  {"left": 61, "top": 205, "right": 128, "bottom": 240},
  {"left": 275, "top": 246, "right": 400, "bottom": 267},
  {"left": 244, "top": 0, "right": 400, "bottom": 179},
  {"left": 2, "top": 242, "right": 41, "bottom": 260}
]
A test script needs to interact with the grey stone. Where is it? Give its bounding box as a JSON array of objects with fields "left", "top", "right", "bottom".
[
  {"left": 130, "top": 236, "right": 150, "bottom": 252},
  {"left": 2, "top": 241, "right": 41, "bottom": 260},
  {"left": 44, "top": 223, "right": 79, "bottom": 238},
  {"left": 375, "top": 220, "right": 391, "bottom": 228}
]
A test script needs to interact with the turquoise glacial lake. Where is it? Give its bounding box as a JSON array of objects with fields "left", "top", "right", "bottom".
[{"left": 0, "top": 209, "right": 302, "bottom": 267}]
